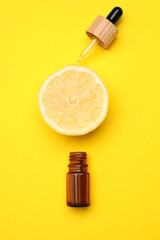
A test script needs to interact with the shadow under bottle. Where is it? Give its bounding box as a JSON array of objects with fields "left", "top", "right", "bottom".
[{"left": 66, "top": 152, "right": 90, "bottom": 207}]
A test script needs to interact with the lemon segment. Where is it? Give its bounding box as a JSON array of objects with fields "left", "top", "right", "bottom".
[{"left": 38, "top": 65, "right": 109, "bottom": 135}]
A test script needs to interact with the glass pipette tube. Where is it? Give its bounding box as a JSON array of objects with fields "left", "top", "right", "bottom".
[{"left": 77, "top": 38, "right": 99, "bottom": 62}]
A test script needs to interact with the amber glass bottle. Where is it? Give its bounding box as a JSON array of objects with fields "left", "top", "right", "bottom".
[{"left": 66, "top": 152, "right": 90, "bottom": 207}]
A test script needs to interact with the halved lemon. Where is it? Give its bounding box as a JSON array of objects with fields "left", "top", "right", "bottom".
[{"left": 38, "top": 65, "right": 109, "bottom": 135}]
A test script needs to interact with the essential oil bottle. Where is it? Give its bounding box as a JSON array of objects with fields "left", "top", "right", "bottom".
[{"left": 66, "top": 152, "right": 90, "bottom": 207}]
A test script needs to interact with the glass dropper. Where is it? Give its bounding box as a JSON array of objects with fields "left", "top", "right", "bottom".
[{"left": 77, "top": 7, "right": 123, "bottom": 62}]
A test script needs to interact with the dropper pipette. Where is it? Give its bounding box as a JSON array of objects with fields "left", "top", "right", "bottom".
[{"left": 78, "top": 7, "right": 123, "bottom": 62}]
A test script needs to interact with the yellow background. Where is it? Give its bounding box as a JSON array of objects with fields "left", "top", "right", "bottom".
[{"left": 0, "top": 0, "right": 160, "bottom": 239}]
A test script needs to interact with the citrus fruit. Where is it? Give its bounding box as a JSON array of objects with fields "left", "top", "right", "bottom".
[{"left": 38, "top": 65, "right": 109, "bottom": 135}]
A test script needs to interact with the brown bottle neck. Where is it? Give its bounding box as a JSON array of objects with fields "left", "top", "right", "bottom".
[{"left": 68, "top": 152, "right": 88, "bottom": 173}]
